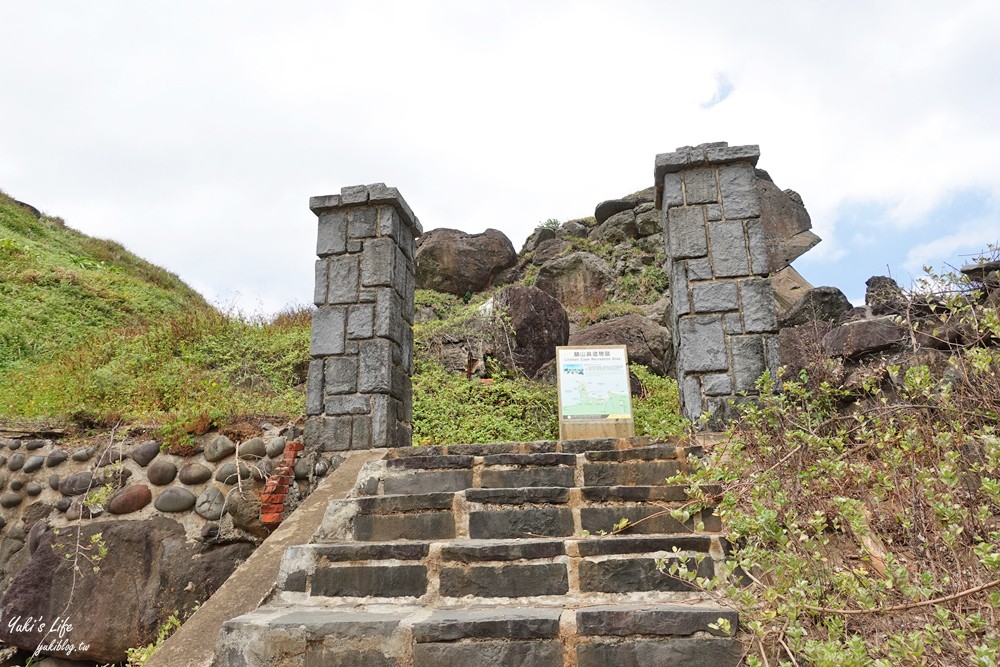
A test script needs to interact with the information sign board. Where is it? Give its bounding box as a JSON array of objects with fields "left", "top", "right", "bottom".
[{"left": 555, "top": 345, "right": 633, "bottom": 439}]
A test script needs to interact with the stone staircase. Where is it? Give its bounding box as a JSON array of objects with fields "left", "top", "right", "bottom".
[{"left": 214, "top": 436, "right": 742, "bottom": 666}]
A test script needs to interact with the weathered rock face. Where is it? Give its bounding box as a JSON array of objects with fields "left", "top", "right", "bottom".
[
  {"left": 770, "top": 265, "right": 814, "bottom": 314},
  {"left": 570, "top": 314, "right": 673, "bottom": 376},
  {"left": 530, "top": 239, "right": 572, "bottom": 266},
  {"left": 494, "top": 285, "right": 570, "bottom": 377},
  {"left": 593, "top": 187, "right": 655, "bottom": 225},
  {"left": 534, "top": 252, "right": 615, "bottom": 309},
  {"left": 865, "top": 275, "right": 906, "bottom": 315},
  {"left": 757, "top": 178, "right": 821, "bottom": 272},
  {"left": 0, "top": 517, "right": 253, "bottom": 663},
  {"left": 415, "top": 228, "right": 517, "bottom": 296},
  {"left": 779, "top": 286, "right": 853, "bottom": 328},
  {"left": 822, "top": 316, "right": 908, "bottom": 359},
  {"left": 779, "top": 321, "right": 834, "bottom": 377}
]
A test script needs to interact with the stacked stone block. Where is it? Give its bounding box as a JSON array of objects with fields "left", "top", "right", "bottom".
[
  {"left": 654, "top": 143, "right": 780, "bottom": 426},
  {"left": 305, "top": 184, "right": 422, "bottom": 451}
]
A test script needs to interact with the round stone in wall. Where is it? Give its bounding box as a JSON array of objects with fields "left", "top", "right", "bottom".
[
  {"left": 22, "top": 455, "right": 44, "bottom": 474},
  {"left": 25, "top": 440, "right": 47, "bottom": 451},
  {"left": 7, "top": 441, "right": 20, "bottom": 450},
  {"left": 25, "top": 482, "right": 42, "bottom": 497},
  {"left": 108, "top": 485, "right": 153, "bottom": 515},
  {"left": 0, "top": 455, "right": 7, "bottom": 467},
  {"left": 10, "top": 478, "right": 23, "bottom": 491},
  {"left": 147, "top": 460, "right": 178, "bottom": 486},
  {"left": 293, "top": 460, "right": 310, "bottom": 480},
  {"left": 46, "top": 450, "right": 68, "bottom": 468},
  {"left": 59, "top": 472, "right": 93, "bottom": 496},
  {"left": 203, "top": 435, "right": 236, "bottom": 463},
  {"left": 265, "top": 437, "right": 286, "bottom": 458},
  {"left": 130, "top": 440, "right": 161, "bottom": 467},
  {"left": 215, "top": 462, "right": 251, "bottom": 485},
  {"left": 251, "top": 459, "right": 272, "bottom": 481},
  {"left": 48, "top": 473, "right": 60, "bottom": 490},
  {"left": 55, "top": 498, "right": 71, "bottom": 512},
  {"left": 96, "top": 446, "right": 126, "bottom": 467},
  {"left": 8, "top": 454, "right": 24, "bottom": 472},
  {"left": 238, "top": 438, "right": 266, "bottom": 459},
  {"left": 66, "top": 500, "right": 102, "bottom": 520},
  {"left": 0, "top": 493, "right": 22, "bottom": 509},
  {"left": 178, "top": 463, "right": 213, "bottom": 485},
  {"left": 71, "top": 447, "right": 94, "bottom": 462},
  {"left": 154, "top": 488, "right": 197, "bottom": 513},
  {"left": 195, "top": 487, "right": 226, "bottom": 520}
]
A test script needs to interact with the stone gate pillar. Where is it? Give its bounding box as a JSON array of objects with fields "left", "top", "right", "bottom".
[
  {"left": 304, "top": 184, "right": 421, "bottom": 450},
  {"left": 654, "top": 143, "right": 780, "bottom": 427}
]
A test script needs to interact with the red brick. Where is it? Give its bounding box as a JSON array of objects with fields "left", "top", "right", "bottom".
[
  {"left": 261, "top": 513, "right": 282, "bottom": 525},
  {"left": 286, "top": 441, "right": 305, "bottom": 453},
  {"left": 260, "top": 493, "right": 286, "bottom": 505},
  {"left": 261, "top": 503, "right": 285, "bottom": 515}
]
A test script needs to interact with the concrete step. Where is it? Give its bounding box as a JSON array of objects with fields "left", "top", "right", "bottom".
[
  {"left": 215, "top": 602, "right": 741, "bottom": 667},
  {"left": 364, "top": 443, "right": 705, "bottom": 496},
  {"left": 277, "top": 535, "right": 724, "bottom": 603},
  {"left": 318, "top": 485, "right": 721, "bottom": 542}
]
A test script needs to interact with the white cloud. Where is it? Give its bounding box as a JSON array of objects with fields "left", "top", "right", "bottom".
[{"left": 903, "top": 219, "right": 1000, "bottom": 275}]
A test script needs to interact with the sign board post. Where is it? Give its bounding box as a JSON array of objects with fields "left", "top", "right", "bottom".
[{"left": 555, "top": 345, "right": 634, "bottom": 440}]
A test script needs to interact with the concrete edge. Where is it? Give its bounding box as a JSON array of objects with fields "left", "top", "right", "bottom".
[{"left": 147, "top": 448, "right": 388, "bottom": 667}]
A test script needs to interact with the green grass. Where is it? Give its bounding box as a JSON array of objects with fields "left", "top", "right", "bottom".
[
  {"left": 0, "top": 193, "right": 687, "bottom": 447},
  {"left": 0, "top": 191, "right": 206, "bottom": 373}
]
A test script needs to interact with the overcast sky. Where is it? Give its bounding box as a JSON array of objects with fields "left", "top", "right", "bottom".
[{"left": 2, "top": 1, "right": 1000, "bottom": 313}]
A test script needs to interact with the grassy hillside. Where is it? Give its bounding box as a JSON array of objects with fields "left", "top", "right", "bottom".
[
  {"left": 0, "top": 191, "right": 310, "bottom": 437},
  {"left": 0, "top": 191, "right": 207, "bottom": 372}
]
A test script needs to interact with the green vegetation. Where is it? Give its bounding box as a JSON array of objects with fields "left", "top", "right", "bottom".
[
  {"left": 1, "top": 194, "right": 687, "bottom": 449},
  {"left": 412, "top": 359, "right": 687, "bottom": 445},
  {"left": 630, "top": 363, "right": 686, "bottom": 438},
  {"left": 665, "top": 265, "right": 1000, "bottom": 666},
  {"left": 0, "top": 191, "right": 206, "bottom": 373},
  {"left": 0, "top": 192, "right": 311, "bottom": 441},
  {"left": 0, "top": 306, "right": 311, "bottom": 443},
  {"left": 412, "top": 359, "right": 559, "bottom": 445}
]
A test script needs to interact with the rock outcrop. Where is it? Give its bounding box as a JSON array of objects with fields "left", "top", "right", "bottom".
[
  {"left": 570, "top": 314, "right": 673, "bottom": 376},
  {"left": 0, "top": 517, "right": 253, "bottom": 663},
  {"left": 533, "top": 252, "right": 615, "bottom": 309},
  {"left": 493, "top": 285, "right": 570, "bottom": 377},
  {"left": 416, "top": 228, "right": 516, "bottom": 295}
]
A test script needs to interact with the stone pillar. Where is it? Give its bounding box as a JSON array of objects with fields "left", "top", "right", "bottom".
[
  {"left": 304, "top": 184, "right": 422, "bottom": 451},
  {"left": 654, "top": 142, "right": 780, "bottom": 427}
]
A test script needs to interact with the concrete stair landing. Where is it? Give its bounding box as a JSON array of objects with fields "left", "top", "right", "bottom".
[{"left": 214, "top": 436, "right": 741, "bottom": 666}]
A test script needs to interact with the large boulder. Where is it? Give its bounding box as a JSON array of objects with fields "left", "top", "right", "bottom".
[
  {"left": 865, "top": 275, "right": 906, "bottom": 315},
  {"left": 779, "top": 321, "right": 834, "bottom": 377},
  {"left": 569, "top": 314, "right": 673, "bottom": 375},
  {"left": 0, "top": 517, "right": 253, "bottom": 663},
  {"left": 757, "top": 178, "right": 821, "bottom": 272},
  {"left": 589, "top": 209, "right": 638, "bottom": 244},
  {"left": 779, "top": 286, "right": 853, "bottom": 328},
  {"left": 822, "top": 316, "right": 908, "bottom": 360},
  {"left": 593, "top": 187, "right": 655, "bottom": 225},
  {"left": 415, "top": 228, "right": 517, "bottom": 296},
  {"left": 494, "top": 286, "right": 570, "bottom": 377},
  {"left": 534, "top": 252, "right": 615, "bottom": 309}
]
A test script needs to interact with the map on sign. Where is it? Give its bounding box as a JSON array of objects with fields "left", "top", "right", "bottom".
[{"left": 556, "top": 346, "right": 632, "bottom": 420}]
